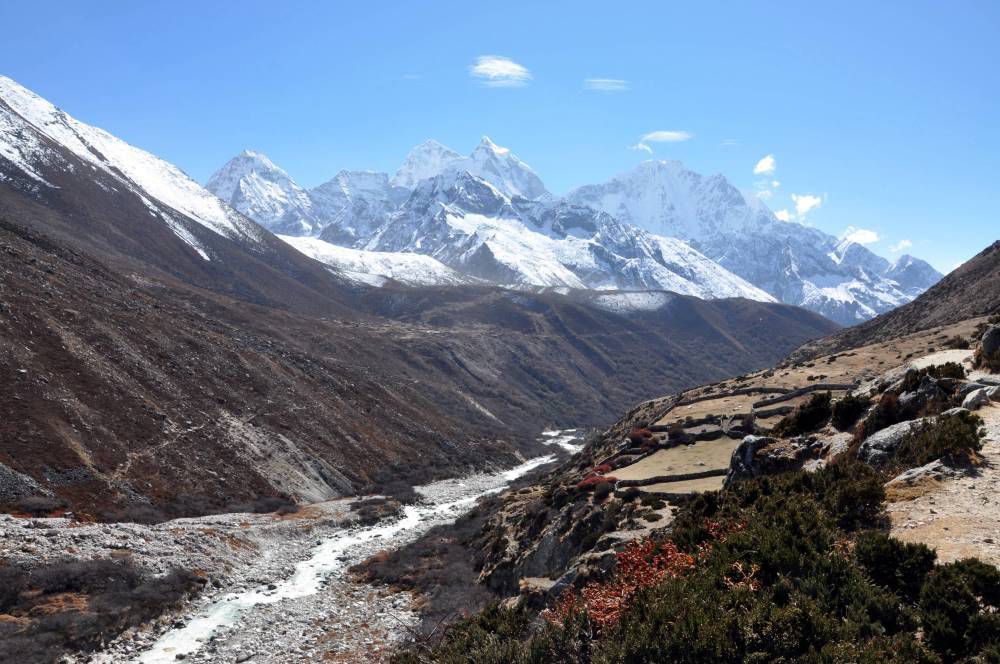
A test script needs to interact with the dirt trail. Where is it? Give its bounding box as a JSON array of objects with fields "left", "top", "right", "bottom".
[{"left": 888, "top": 404, "right": 1000, "bottom": 567}]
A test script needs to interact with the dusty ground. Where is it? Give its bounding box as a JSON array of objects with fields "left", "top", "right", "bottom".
[{"left": 888, "top": 404, "right": 1000, "bottom": 567}]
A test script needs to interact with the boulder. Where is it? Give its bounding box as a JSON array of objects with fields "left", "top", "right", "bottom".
[
  {"left": 858, "top": 419, "right": 924, "bottom": 466},
  {"left": 724, "top": 436, "right": 774, "bottom": 486},
  {"left": 980, "top": 325, "right": 1000, "bottom": 371},
  {"left": 957, "top": 382, "right": 989, "bottom": 399},
  {"left": 942, "top": 407, "right": 970, "bottom": 417},
  {"left": 821, "top": 432, "right": 853, "bottom": 460},
  {"left": 886, "top": 459, "right": 962, "bottom": 487},
  {"left": 725, "top": 435, "right": 812, "bottom": 485},
  {"left": 962, "top": 388, "right": 991, "bottom": 411}
]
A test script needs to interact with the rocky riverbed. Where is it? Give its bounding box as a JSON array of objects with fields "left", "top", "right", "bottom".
[{"left": 0, "top": 454, "right": 562, "bottom": 663}]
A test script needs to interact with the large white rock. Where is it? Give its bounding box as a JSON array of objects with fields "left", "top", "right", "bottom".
[{"left": 858, "top": 420, "right": 924, "bottom": 466}]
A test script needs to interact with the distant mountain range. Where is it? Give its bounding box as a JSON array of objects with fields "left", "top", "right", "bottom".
[{"left": 207, "top": 137, "right": 942, "bottom": 324}]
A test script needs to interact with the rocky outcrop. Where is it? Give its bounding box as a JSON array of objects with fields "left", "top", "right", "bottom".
[
  {"left": 857, "top": 420, "right": 926, "bottom": 466},
  {"left": 979, "top": 325, "right": 1000, "bottom": 371},
  {"left": 964, "top": 388, "right": 993, "bottom": 411},
  {"left": 886, "top": 459, "right": 963, "bottom": 488},
  {"left": 724, "top": 435, "right": 815, "bottom": 485}
]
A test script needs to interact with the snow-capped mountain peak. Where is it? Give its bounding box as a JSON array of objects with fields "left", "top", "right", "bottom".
[
  {"left": 474, "top": 135, "right": 510, "bottom": 156},
  {"left": 390, "top": 136, "right": 547, "bottom": 200},
  {"left": 390, "top": 139, "right": 463, "bottom": 189},
  {"left": 567, "top": 159, "right": 943, "bottom": 324},
  {"left": 205, "top": 149, "right": 315, "bottom": 235},
  {"left": 464, "top": 135, "right": 548, "bottom": 200}
]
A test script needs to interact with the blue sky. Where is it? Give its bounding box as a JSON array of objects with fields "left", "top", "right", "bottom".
[{"left": 1, "top": 1, "right": 996, "bottom": 272}]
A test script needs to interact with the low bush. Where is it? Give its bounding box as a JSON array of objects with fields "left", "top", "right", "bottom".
[
  {"left": 831, "top": 394, "right": 871, "bottom": 430},
  {"left": 576, "top": 474, "right": 616, "bottom": 491},
  {"left": 592, "top": 481, "right": 613, "bottom": 502},
  {"left": 920, "top": 558, "right": 1000, "bottom": 659},
  {"left": 855, "top": 532, "right": 936, "bottom": 601},
  {"left": 896, "top": 410, "right": 985, "bottom": 466},
  {"left": 900, "top": 363, "right": 966, "bottom": 394},
  {"left": 943, "top": 335, "right": 971, "bottom": 350},
  {"left": 399, "top": 462, "right": 950, "bottom": 663},
  {"left": 0, "top": 558, "right": 201, "bottom": 661},
  {"left": 17, "top": 495, "right": 65, "bottom": 517},
  {"left": 627, "top": 428, "right": 653, "bottom": 446},
  {"left": 856, "top": 392, "right": 906, "bottom": 442},
  {"left": 771, "top": 391, "right": 832, "bottom": 436}
]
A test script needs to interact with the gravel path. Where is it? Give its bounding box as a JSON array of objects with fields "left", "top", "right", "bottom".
[{"left": 888, "top": 404, "right": 1000, "bottom": 566}]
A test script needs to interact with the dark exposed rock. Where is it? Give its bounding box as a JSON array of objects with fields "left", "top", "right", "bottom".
[
  {"left": 726, "top": 433, "right": 818, "bottom": 485},
  {"left": 980, "top": 325, "right": 1000, "bottom": 371},
  {"left": 858, "top": 419, "right": 926, "bottom": 466}
]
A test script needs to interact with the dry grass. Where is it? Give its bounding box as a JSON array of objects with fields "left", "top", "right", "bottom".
[
  {"left": 640, "top": 476, "right": 726, "bottom": 494},
  {"left": 612, "top": 439, "right": 741, "bottom": 482}
]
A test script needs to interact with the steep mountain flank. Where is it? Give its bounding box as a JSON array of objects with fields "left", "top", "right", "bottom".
[{"left": 0, "top": 215, "right": 836, "bottom": 517}]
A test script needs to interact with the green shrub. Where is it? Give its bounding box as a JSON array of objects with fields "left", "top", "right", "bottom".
[
  {"left": 831, "top": 394, "right": 871, "bottom": 431},
  {"left": 896, "top": 410, "right": 984, "bottom": 466},
  {"left": 592, "top": 481, "right": 612, "bottom": 502},
  {"left": 855, "top": 532, "right": 936, "bottom": 601},
  {"left": 856, "top": 392, "right": 905, "bottom": 441},
  {"left": 919, "top": 559, "right": 1000, "bottom": 659},
  {"left": 772, "top": 391, "right": 832, "bottom": 436},
  {"left": 900, "top": 363, "right": 966, "bottom": 394}
]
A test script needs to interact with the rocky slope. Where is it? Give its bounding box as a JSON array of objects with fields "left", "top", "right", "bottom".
[
  {"left": 790, "top": 240, "right": 1000, "bottom": 361},
  {"left": 367, "top": 245, "right": 999, "bottom": 644}
]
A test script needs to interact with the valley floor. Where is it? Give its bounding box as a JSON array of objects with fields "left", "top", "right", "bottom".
[{"left": 0, "top": 442, "right": 578, "bottom": 663}]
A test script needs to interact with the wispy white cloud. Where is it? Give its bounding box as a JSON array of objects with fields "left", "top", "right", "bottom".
[
  {"left": 890, "top": 239, "right": 913, "bottom": 253},
  {"left": 630, "top": 130, "right": 692, "bottom": 154},
  {"left": 641, "top": 130, "right": 693, "bottom": 143},
  {"left": 753, "top": 177, "right": 780, "bottom": 202},
  {"left": 584, "top": 78, "right": 628, "bottom": 92},
  {"left": 469, "top": 55, "right": 532, "bottom": 87},
  {"left": 721, "top": 138, "right": 740, "bottom": 147},
  {"left": 401, "top": 73, "right": 422, "bottom": 80},
  {"left": 842, "top": 226, "right": 880, "bottom": 245},
  {"left": 791, "top": 193, "right": 823, "bottom": 216},
  {"left": 753, "top": 154, "right": 776, "bottom": 175},
  {"left": 774, "top": 209, "right": 792, "bottom": 222}
]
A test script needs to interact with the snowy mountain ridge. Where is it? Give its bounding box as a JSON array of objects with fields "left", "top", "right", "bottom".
[
  {"left": 0, "top": 75, "right": 264, "bottom": 257},
  {"left": 206, "top": 137, "right": 941, "bottom": 322}
]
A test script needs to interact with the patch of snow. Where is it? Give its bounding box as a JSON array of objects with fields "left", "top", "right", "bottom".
[{"left": 278, "top": 235, "right": 471, "bottom": 287}]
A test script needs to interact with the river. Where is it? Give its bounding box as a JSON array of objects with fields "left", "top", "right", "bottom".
[{"left": 129, "top": 437, "right": 580, "bottom": 663}]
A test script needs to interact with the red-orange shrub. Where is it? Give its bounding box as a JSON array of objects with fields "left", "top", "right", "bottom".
[
  {"left": 576, "top": 474, "right": 617, "bottom": 490},
  {"left": 628, "top": 428, "right": 654, "bottom": 445},
  {"left": 542, "top": 539, "right": 696, "bottom": 631}
]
